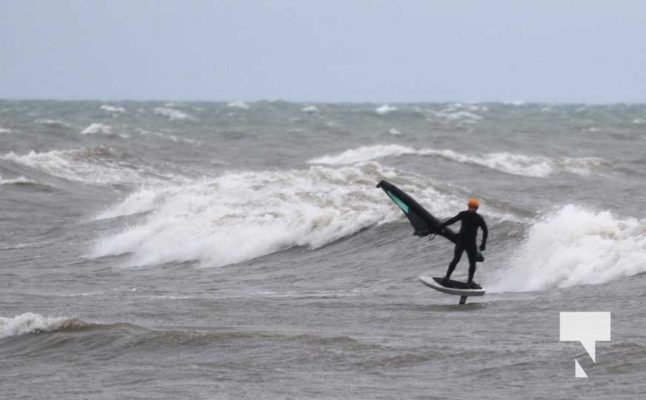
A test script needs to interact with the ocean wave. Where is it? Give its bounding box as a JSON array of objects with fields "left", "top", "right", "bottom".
[
  {"left": 488, "top": 205, "right": 646, "bottom": 292},
  {"left": 154, "top": 107, "right": 195, "bottom": 121},
  {"left": 426, "top": 104, "right": 486, "bottom": 124},
  {"left": 302, "top": 105, "right": 320, "bottom": 113},
  {"left": 80, "top": 123, "right": 133, "bottom": 140},
  {"left": 0, "top": 127, "right": 13, "bottom": 134},
  {"left": 0, "top": 175, "right": 36, "bottom": 186},
  {"left": 81, "top": 122, "right": 120, "bottom": 136},
  {"left": 1, "top": 147, "right": 169, "bottom": 186},
  {"left": 227, "top": 101, "right": 250, "bottom": 110},
  {"left": 135, "top": 129, "right": 201, "bottom": 145},
  {"left": 92, "top": 163, "right": 462, "bottom": 268},
  {"left": 0, "top": 312, "right": 367, "bottom": 349},
  {"left": 376, "top": 105, "right": 397, "bottom": 115},
  {"left": 308, "top": 145, "right": 421, "bottom": 165},
  {"left": 0, "top": 313, "right": 150, "bottom": 342},
  {"left": 100, "top": 104, "right": 125, "bottom": 114},
  {"left": 436, "top": 150, "right": 554, "bottom": 177},
  {"left": 35, "top": 119, "right": 72, "bottom": 128},
  {"left": 308, "top": 145, "right": 609, "bottom": 177},
  {"left": 0, "top": 313, "right": 83, "bottom": 339}
]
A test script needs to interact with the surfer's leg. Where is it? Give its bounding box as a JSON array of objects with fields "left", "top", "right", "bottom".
[
  {"left": 445, "top": 242, "right": 464, "bottom": 280},
  {"left": 466, "top": 245, "right": 478, "bottom": 285}
]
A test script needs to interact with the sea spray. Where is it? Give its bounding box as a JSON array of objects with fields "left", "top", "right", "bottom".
[
  {"left": 488, "top": 205, "right": 646, "bottom": 292},
  {"left": 91, "top": 163, "right": 468, "bottom": 268},
  {"left": 0, "top": 313, "right": 74, "bottom": 339}
]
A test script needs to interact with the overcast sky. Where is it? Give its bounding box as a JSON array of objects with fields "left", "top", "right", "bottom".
[{"left": 1, "top": 0, "right": 645, "bottom": 103}]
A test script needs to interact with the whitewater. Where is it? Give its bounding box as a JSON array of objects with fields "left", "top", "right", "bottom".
[{"left": 1, "top": 100, "right": 645, "bottom": 399}]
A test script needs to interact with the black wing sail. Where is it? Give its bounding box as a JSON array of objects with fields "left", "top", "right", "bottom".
[
  {"left": 376, "top": 180, "right": 456, "bottom": 240},
  {"left": 376, "top": 180, "right": 484, "bottom": 262}
]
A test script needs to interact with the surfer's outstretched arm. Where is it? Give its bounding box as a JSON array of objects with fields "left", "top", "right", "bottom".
[{"left": 436, "top": 213, "right": 462, "bottom": 231}]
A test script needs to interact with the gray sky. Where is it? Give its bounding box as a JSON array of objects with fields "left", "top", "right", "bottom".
[{"left": 1, "top": 0, "right": 645, "bottom": 103}]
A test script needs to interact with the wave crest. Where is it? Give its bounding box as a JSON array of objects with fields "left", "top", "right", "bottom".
[
  {"left": 308, "top": 145, "right": 609, "bottom": 177},
  {"left": 488, "top": 205, "right": 646, "bottom": 292},
  {"left": 0, "top": 313, "right": 85, "bottom": 339},
  {"left": 1, "top": 147, "right": 169, "bottom": 186},
  {"left": 92, "top": 163, "right": 452, "bottom": 267}
]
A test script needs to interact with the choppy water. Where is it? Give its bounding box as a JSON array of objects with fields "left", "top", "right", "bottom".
[{"left": 1, "top": 100, "right": 645, "bottom": 399}]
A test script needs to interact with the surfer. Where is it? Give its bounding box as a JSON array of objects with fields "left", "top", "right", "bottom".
[{"left": 435, "top": 198, "right": 488, "bottom": 289}]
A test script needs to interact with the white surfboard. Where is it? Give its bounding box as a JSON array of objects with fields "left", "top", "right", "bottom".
[{"left": 419, "top": 275, "right": 485, "bottom": 304}]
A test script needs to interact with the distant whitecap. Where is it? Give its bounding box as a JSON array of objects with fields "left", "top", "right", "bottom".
[
  {"left": 227, "top": 101, "right": 250, "bottom": 110},
  {"left": 154, "top": 107, "right": 195, "bottom": 121},
  {"left": 81, "top": 123, "right": 112, "bottom": 135},
  {"left": 101, "top": 105, "right": 125, "bottom": 113},
  {"left": 375, "top": 105, "right": 397, "bottom": 114}
]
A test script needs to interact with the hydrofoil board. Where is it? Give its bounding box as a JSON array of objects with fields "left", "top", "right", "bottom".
[{"left": 419, "top": 275, "right": 485, "bottom": 304}]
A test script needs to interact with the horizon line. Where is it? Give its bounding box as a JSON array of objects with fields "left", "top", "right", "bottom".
[{"left": 2, "top": 97, "right": 646, "bottom": 106}]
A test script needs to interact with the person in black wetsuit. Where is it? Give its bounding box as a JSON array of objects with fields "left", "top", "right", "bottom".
[{"left": 436, "top": 198, "right": 488, "bottom": 289}]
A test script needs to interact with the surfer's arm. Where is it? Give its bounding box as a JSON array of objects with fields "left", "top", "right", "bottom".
[
  {"left": 436, "top": 213, "right": 462, "bottom": 231},
  {"left": 479, "top": 217, "right": 488, "bottom": 250}
]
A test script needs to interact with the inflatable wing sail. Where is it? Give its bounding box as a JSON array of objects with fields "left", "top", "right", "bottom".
[
  {"left": 377, "top": 180, "right": 456, "bottom": 240},
  {"left": 376, "top": 180, "right": 484, "bottom": 262}
]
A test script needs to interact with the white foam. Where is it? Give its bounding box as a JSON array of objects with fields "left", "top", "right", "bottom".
[
  {"left": 376, "top": 105, "right": 397, "bottom": 115},
  {"left": 308, "top": 145, "right": 608, "bottom": 177},
  {"left": 308, "top": 145, "right": 421, "bottom": 165},
  {"left": 302, "top": 105, "right": 320, "bottom": 113},
  {"left": 95, "top": 189, "right": 160, "bottom": 219},
  {"left": 488, "top": 205, "right": 646, "bottom": 292},
  {"left": 435, "top": 150, "right": 554, "bottom": 177},
  {"left": 81, "top": 123, "right": 113, "bottom": 135},
  {"left": 0, "top": 127, "right": 12, "bottom": 134},
  {"left": 101, "top": 105, "right": 125, "bottom": 114},
  {"left": 154, "top": 107, "right": 195, "bottom": 121},
  {"left": 503, "top": 100, "right": 526, "bottom": 106},
  {"left": 92, "top": 163, "right": 465, "bottom": 268},
  {"left": 445, "top": 110, "right": 483, "bottom": 122},
  {"left": 227, "top": 101, "right": 250, "bottom": 110},
  {"left": 389, "top": 128, "right": 402, "bottom": 136},
  {"left": 428, "top": 107, "right": 483, "bottom": 124},
  {"left": 0, "top": 313, "right": 71, "bottom": 339},
  {"left": 559, "top": 157, "right": 610, "bottom": 176},
  {"left": 1, "top": 148, "right": 164, "bottom": 186},
  {"left": 0, "top": 175, "right": 34, "bottom": 185}
]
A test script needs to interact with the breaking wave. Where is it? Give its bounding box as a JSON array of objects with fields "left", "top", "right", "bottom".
[
  {"left": 1, "top": 147, "right": 171, "bottom": 186},
  {"left": 100, "top": 105, "right": 126, "bottom": 114},
  {"left": 227, "top": 101, "right": 250, "bottom": 110},
  {"left": 0, "top": 313, "right": 84, "bottom": 339},
  {"left": 308, "top": 145, "right": 609, "bottom": 177},
  {"left": 154, "top": 107, "right": 195, "bottom": 121},
  {"left": 81, "top": 123, "right": 115, "bottom": 136},
  {"left": 488, "top": 205, "right": 646, "bottom": 292},
  {"left": 91, "top": 163, "right": 469, "bottom": 268},
  {"left": 0, "top": 175, "right": 35, "bottom": 185},
  {"left": 92, "top": 163, "right": 397, "bottom": 267},
  {"left": 375, "top": 105, "right": 397, "bottom": 115}
]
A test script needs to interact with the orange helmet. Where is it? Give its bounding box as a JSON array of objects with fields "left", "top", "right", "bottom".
[{"left": 468, "top": 198, "right": 480, "bottom": 209}]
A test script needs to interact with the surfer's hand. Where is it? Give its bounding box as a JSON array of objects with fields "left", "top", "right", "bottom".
[{"left": 479, "top": 244, "right": 486, "bottom": 251}]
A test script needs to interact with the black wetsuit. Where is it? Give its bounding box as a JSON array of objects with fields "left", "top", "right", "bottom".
[{"left": 437, "top": 210, "right": 488, "bottom": 284}]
